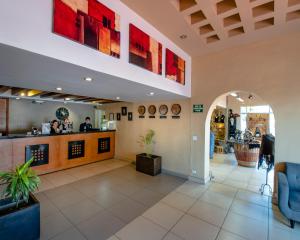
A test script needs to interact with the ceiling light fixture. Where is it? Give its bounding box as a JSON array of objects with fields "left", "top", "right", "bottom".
[
  {"left": 16, "top": 97, "right": 20, "bottom": 100},
  {"left": 230, "top": 92, "right": 238, "bottom": 97},
  {"left": 84, "top": 77, "right": 93, "bottom": 82},
  {"left": 65, "top": 97, "right": 71, "bottom": 101},
  {"left": 149, "top": 92, "right": 154, "bottom": 96},
  {"left": 20, "top": 92, "right": 25, "bottom": 97},
  {"left": 56, "top": 87, "right": 62, "bottom": 91},
  {"left": 116, "top": 97, "right": 120, "bottom": 100},
  {"left": 179, "top": 34, "right": 187, "bottom": 40},
  {"left": 237, "top": 97, "right": 244, "bottom": 102}
]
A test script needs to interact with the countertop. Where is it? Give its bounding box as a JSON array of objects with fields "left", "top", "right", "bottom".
[{"left": 0, "top": 130, "right": 116, "bottom": 140}]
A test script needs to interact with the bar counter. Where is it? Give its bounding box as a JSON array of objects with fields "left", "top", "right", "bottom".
[{"left": 0, "top": 130, "right": 115, "bottom": 175}]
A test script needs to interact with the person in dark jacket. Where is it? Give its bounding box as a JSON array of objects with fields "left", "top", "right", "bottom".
[{"left": 79, "top": 117, "right": 93, "bottom": 132}]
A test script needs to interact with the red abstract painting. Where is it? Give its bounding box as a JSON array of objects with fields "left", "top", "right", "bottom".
[
  {"left": 53, "top": 0, "right": 120, "bottom": 58},
  {"left": 165, "top": 49, "right": 185, "bottom": 85},
  {"left": 129, "top": 24, "right": 162, "bottom": 75}
]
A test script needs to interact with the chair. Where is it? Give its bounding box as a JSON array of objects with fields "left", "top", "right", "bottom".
[{"left": 278, "top": 162, "right": 300, "bottom": 228}]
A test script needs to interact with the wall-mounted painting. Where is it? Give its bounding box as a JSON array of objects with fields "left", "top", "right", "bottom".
[
  {"left": 53, "top": 0, "right": 121, "bottom": 58},
  {"left": 165, "top": 49, "right": 185, "bottom": 85},
  {"left": 129, "top": 24, "right": 162, "bottom": 75}
]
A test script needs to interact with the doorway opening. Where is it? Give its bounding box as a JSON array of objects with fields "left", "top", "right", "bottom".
[{"left": 207, "top": 91, "right": 275, "bottom": 195}]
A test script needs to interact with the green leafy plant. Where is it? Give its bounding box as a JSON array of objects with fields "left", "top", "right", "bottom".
[
  {"left": 0, "top": 158, "right": 40, "bottom": 208},
  {"left": 139, "top": 129, "right": 155, "bottom": 157}
]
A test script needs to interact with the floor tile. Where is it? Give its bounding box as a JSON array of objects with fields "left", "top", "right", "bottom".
[
  {"left": 175, "top": 181, "right": 207, "bottom": 198},
  {"left": 222, "top": 212, "right": 267, "bottom": 240},
  {"left": 130, "top": 188, "right": 164, "bottom": 207},
  {"left": 43, "top": 184, "right": 75, "bottom": 199},
  {"left": 61, "top": 199, "right": 103, "bottom": 225},
  {"left": 235, "top": 189, "right": 269, "bottom": 207},
  {"left": 51, "top": 227, "right": 86, "bottom": 240},
  {"left": 106, "top": 236, "right": 120, "bottom": 240},
  {"left": 216, "top": 230, "right": 246, "bottom": 240},
  {"left": 116, "top": 216, "right": 167, "bottom": 240},
  {"left": 230, "top": 199, "right": 268, "bottom": 222},
  {"left": 90, "top": 189, "right": 129, "bottom": 209},
  {"left": 49, "top": 189, "right": 87, "bottom": 209},
  {"left": 77, "top": 210, "right": 126, "bottom": 240},
  {"left": 161, "top": 192, "right": 196, "bottom": 212},
  {"left": 200, "top": 190, "right": 234, "bottom": 210},
  {"left": 40, "top": 211, "right": 73, "bottom": 240},
  {"left": 209, "top": 183, "right": 237, "bottom": 198},
  {"left": 188, "top": 200, "right": 228, "bottom": 227},
  {"left": 143, "top": 202, "right": 184, "bottom": 230},
  {"left": 112, "top": 181, "right": 143, "bottom": 196},
  {"left": 107, "top": 198, "right": 147, "bottom": 223},
  {"left": 171, "top": 214, "right": 219, "bottom": 240},
  {"left": 163, "top": 233, "right": 184, "bottom": 240}
]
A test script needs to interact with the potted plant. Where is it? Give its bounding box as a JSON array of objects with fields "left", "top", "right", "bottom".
[
  {"left": 136, "top": 129, "right": 161, "bottom": 176},
  {"left": 0, "top": 158, "right": 40, "bottom": 240}
]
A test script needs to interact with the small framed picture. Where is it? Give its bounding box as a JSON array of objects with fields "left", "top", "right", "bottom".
[
  {"left": 121, "top": 107, "right": 127, "bottom": 116},
  {"left": 128, "top": 112, "right": 133, "bottom": 121},
  {"left": 109, "top": 113, "right": 114, "bottom": 121},
  {"left": 117, "top": 113, "right": 121, "bottom": 121}
]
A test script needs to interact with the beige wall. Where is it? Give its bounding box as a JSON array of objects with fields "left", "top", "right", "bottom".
[
  {"left": 9, "top": 99, "right": 95, "bottom": 133},
  {"left": 99, "top": 99, "right": 191, "bottom": 177},
  {"left": 190, "top": 32, "right": 300, "bottom": 183}
]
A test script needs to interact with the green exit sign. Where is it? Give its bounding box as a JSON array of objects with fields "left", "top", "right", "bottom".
[{"left": 193, "top": 104, "right": 204, "bottom": 113}]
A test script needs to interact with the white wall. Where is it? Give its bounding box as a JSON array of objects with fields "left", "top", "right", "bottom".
[
  {"left": 9, "top": 99, "right": 95, "bottom": 133},
  {"left": 99, "top": 99, "right": 191, "bottom": 177},
  {"left": 0, "top": 0, "right": 191, "bottom": 97},
  {"left": 190, "top": 32, "right": 300, "bottom": 183}
]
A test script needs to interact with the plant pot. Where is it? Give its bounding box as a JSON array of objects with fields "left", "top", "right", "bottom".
[
  {"left": 136, "top": 153, "right": 162, "bottom": 176},
  {"left": 0, "top": 193, "right": 40, "bottom": 240}
]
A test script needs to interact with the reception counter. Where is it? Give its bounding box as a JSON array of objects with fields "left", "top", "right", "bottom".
[{"left": 0, "top": 131, "right": 115, "bottom": 175}]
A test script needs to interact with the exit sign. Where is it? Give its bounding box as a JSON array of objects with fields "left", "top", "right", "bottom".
[{"left": 193, "top": 104, "right": 204, "bottom": 113}]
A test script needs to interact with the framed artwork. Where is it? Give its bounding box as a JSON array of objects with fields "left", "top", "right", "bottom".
[
  {"left": 121, "top": 107, "right": 127, "bottom": 116},
  {"left": 128, "top": 112, "right": 133, "bottom": 121},
  {"left": 171, "top": 104, "right": 181, "bottom": 115},
  {"left": 116, "top": 113, "right": 121, "bottom": 121},
  {"left": 166, "top": 49, "right": 185, "bottom": 85},
  {"left": 138, "top": 105, "right": 146, "bottom": 118},
  {"left": 109, "top": 113, "right": 114, "bottom": 121},
  {"left": 129, "top": 24, "right": 162, "bottom": 75},
  {"left": 53, "top": 0, "right": 121, "bottom": 58}
]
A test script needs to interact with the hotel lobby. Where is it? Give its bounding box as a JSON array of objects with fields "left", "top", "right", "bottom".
[{"left": 0, "top": 0, "right": 300, "bottom": 239}]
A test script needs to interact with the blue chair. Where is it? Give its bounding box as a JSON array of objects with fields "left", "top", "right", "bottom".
[{"left": 278, "top": 162, "right": 300, "bottom": 228}]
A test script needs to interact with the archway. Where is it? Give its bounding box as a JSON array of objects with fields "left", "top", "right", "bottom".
[{"left": 205, "top": 91, "right": 276, "bottom": 195}]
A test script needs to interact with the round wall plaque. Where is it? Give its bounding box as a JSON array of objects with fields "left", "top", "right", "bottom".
[
  {"left": 159, "top": 105, "right": 168, "bottom": 116},
  {"left": 148, "top": 105, "right": 156, "bottom": 115},
  {"left": 56, "top": 107, "right": 69, "bottom": 120},
  {"left": 138, "top": 105, "right": 146, "bottom": 115},
  {"left": 171, "top": 104, "right": 181, "bottom": 116}
]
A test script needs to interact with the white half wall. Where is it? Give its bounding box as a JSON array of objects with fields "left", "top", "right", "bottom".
[{"left": 0, "top": 0, "right": 191, "bottom": 97}]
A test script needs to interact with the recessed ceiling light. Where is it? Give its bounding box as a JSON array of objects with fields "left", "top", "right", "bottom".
[
  {"left": 230, "top": 92, "right": 238, "bottom": 97},
  {"left": 149, "top": 92, "right": 155, "bottom": 96},
  {"left": 116, "top": 97, "right": 120, "bottom": 100},
  {"left": 16, "top": 97, "right": 20, "bottom": 100},
  {"left": 56, "top": 87, "right": 62, "bottom": 91},
  {"left": 84, "top": 77, "right": 93, "bottom": 82},
  {"left": 65, "top": 97, "right": 71, "bottom": 101},
  {"left": 20, "top": 92, "right": 25, "bottom": 96},
  {"left": 180, "top": 34, "right": 187, "bottom": 39},
  {"left": 237, "top": 97, "right": 244, "bottom": 102}
]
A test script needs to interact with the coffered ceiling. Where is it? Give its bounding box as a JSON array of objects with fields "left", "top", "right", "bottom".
[{"left": 121, "top": 0, "right": 300, "bottom": 56}]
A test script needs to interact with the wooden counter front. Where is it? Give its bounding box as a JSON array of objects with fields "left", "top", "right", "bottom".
[{"left": 0, "top": 131, "right": 115, "bottom": 175}]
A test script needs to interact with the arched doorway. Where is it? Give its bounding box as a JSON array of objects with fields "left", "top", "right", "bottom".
[{"left": 205, "top": 91, "right": 276, "bottom": 195}]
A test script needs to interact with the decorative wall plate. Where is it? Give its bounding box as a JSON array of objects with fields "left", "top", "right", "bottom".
[
  {"left": 148, "top": 105, "right": 156, "bottom": 115},
  {"left": 171, "top": 104, "right": 181, "bottom": 115},
  {"left": 138, "top": 105, "right": 146, "bottom": 115},
  {"left": 159, "top": 105, "right": 168, "bottom": 115}
]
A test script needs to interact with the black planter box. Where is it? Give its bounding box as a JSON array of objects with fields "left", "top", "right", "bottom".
[
  {"left": 136, "top": 153, "right": 162, "bottom": 176},
  {"left": 0, "top": 193, "right": 40, "bottom": 240}
]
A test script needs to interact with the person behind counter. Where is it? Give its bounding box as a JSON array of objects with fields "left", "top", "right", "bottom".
[
  {"left": 79, "top": 117, "right": 93, "bottom": 132},
  {"left": 50, "top": 120, "right": 61, "bottom": 135}
]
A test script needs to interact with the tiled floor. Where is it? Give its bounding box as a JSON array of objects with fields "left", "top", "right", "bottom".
[
  {"left": 210, "top": 153, "right": 274, "bottom": 195},
  {"left": 36, "top": 158, "right": 299, "bottom": 240},
  {"left": 36, "top": 160, "right": 185, "bottom": 240}
]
